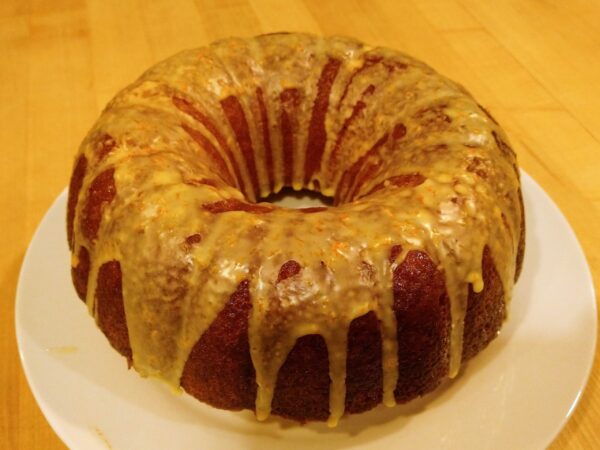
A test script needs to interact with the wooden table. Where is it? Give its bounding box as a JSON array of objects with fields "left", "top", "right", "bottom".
[{"left": 2, "top": 1, "right": 598, "bottom": 448}]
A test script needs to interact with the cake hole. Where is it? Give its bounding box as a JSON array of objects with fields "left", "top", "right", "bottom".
[{"left": 260, "top": 187, "right": 333, "bottom": 209}]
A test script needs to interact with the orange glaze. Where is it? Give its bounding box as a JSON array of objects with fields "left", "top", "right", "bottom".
[{"left": 67, "top": 33, "right": 523, "bottom": 426}]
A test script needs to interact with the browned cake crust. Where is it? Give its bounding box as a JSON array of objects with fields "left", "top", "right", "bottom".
[
  {"left": 75, "top": 242, "right": 513, "bottom": 421},
  {"left": 67, "top": 33, "right": 524, "bottom": 425}
]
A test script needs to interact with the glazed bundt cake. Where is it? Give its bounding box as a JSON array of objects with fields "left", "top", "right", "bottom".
[{"left": 67, "top": 33, "right": 524, "bottom": 426}]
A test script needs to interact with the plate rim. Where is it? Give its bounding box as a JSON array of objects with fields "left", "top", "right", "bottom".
[{"left": 15, "top": 170, "right": 598, "bottom": 449}]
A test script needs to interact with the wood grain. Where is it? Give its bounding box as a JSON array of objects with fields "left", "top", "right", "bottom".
[{"left": 1, "top": 1, "right": 598, "bottom": 448}]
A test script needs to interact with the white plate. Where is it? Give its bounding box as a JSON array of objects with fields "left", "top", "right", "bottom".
[{"left": 16, "top": 172, "right": 596, "bottom": 450}]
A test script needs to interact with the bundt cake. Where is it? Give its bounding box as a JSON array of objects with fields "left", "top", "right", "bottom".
[{"left": 67, "top": 33, "right": 525, "bottom": 427}]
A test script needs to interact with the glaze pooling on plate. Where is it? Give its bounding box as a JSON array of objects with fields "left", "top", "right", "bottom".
[{"left": 66, "top": 33, "right": 523, "bottom": 426}]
